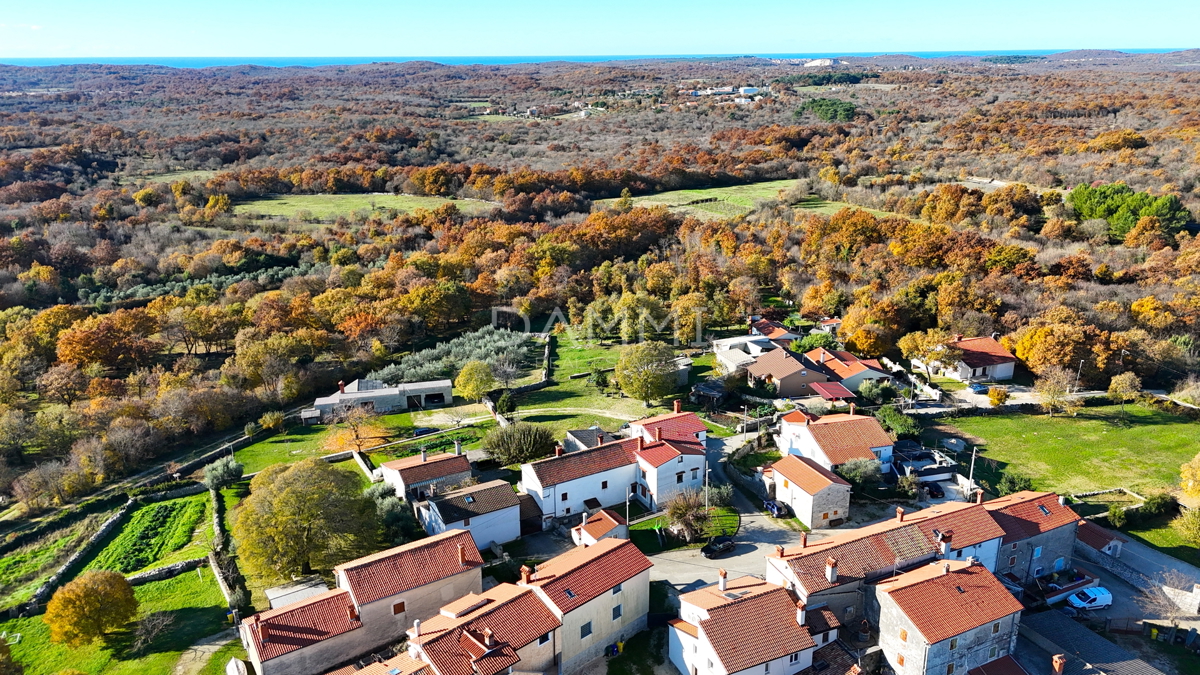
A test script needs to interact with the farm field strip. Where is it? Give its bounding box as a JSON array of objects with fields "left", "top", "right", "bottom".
[
  {"left": 234, "top": 193, "right": 496, "bottom": 219},
  {"left": 82, "top": 494, "right": 209, "bottom": 576}
]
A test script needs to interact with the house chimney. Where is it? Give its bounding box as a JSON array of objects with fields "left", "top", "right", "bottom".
[
  {"left": 775, "top": 544, "right": 785, "bottom": 557},
  {"left": 1058, "top": 495, "right": 1067, "bottom": 506},
  {"left": 825, "top": 557, "right": 838, "bottom": 583},
  {"left": 940, "top": 532, "right": 953, "bottom": 557},
  {"left": 260, "top": 622, "right": 270, "bottom": 643},
  {"left": 1052, "top": 655, "right": 1067, "bottom": 675},
  {"left": 413, "top": 619, "right": 421, "bottom": 642},
  {"left": 655, "top": 426, "right": 662, "bottom": 442},
  {"left": 800, "top": 531, "right": 808, "bottom": 549},
  {"left": 338, "top": 380, "right": 346, "bottom": 394},
  {"left": 895, "top": 507, "right": 904, "bottom": 522},
  {"left": 483, "top": 628, "right": 495, "bottom": 647},
  {"left": 637, "top": 436, "right": 644, "bottom": 452},
  {"left": 458, "top": 543, "right": 466, "bottom": 567},
  {"left": 455, "top": 438, "right": 463, "bottom": 456},
  {"left": 348, "top": 604, "right": 359, "bottom": 622},
  {"left": 718, "top": 568, "right": 728, "bottom": 591},
  {"left": 848, "top": 403, "right": 856, "bottom": 416},
  {"left": 674, "top": 399, "right": 682, "bottom": 414},
  {"left": 820, "top": 350, "right": 826, "bottom": 364},
  {"left": 520, "top": 565, "right": 532, "bottom": 584},
  {"left": 555, "top": 445, "right": 564, "bottom": 457},
  {"left": 421, "top": 449, "right": 428, "bottom": 462},
  {"left": 954, "top": 334, "right": 963, "bottom": 342},
  {"left": 796, "top": 603, "right": 807, "bottom": 626},
  {"left": 976, "top": 489, "right": 984, "bottom": 505},
  {"left": 942, "top": 563, "right": 951, "bottom": 576}
]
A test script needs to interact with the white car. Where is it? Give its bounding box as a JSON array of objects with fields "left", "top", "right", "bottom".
[{"left": 1067, "top": 587, "right": 1113, "bottom": 611}]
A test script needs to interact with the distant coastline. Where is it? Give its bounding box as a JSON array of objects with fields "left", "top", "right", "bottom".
[{"left": 0, "top": 49, "right": 1188, "bottom": 69}]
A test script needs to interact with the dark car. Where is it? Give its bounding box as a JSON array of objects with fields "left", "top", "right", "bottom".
[
  {"left": 412, "top": 427, "right": 439, "bottom": 438},
  {"left": 701, "top": 536, "right": 735, "bottom": 559},
  {"left": 923, "top": 482, "right": 945, "bottom": 499},
  {"left": 764, "top": 499, "right": 789, "bottom": 518}
]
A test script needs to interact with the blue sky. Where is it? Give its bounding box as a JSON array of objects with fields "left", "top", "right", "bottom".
[{"left": 0, "top": 0, "right": 1196, "bottom": 59}]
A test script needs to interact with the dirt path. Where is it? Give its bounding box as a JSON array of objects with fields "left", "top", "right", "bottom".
[{"left": 172, "top": 627, "right": 238, "bottom": 675}]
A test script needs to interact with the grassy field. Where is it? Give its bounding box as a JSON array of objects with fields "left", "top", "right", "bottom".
[
  {"left": 732, "top": 450, "right": 781, "bottom": 474},
  {"left": 629, "top": 506, "right": 739, "bottom": 555},
  {"left": 81, "top": 494, "right": 210, "bottom": 577},
  {"left": 234, "top": 412, "right": 416, "bottom": 473},
  {"left": 135, "top": 169, "right": 217, "bottom": 184},
  {"left": 594, "top": 180, "right": 894, "bottom": 221},
  {"left": 1120, "top": 512, "right": 1200, "bottom": 568},
  {"left": 1, "top": 570, "right": 229, "bottom": 675},
  {"left": 0, "top": 512, "right": 111, "bottom": 608},
  {"left": 199, "top": 642, "right": 248, "bottom": 675},
  {"left": 925, "top": 404, "right": 1199, "bottom": 495},
  {"left": 233, "top": 193, "right": 495, "bottom": 220}
]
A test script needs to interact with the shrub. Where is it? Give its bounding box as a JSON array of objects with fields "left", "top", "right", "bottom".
[
  {"left": 996, "top": 472, "right": 1033, "bottom": 496},
  {"left": 483, "top": 423, "right": 555, "bottom": 466},
  {"left": 704, "top": 483, "right": 733, "bottom": 508},
  {"left": 203, "top": 456, "right": 245, "bottom": 491},
  {"left": 987, "top": 387, "right": 1010, "bottom": 406},
  {"left": 44, "top": 570, "right": 138, "bottom": 647},
  {"left": 495, "top": 390, "right": 516, "bottom": 415},
  {"left": 1139, "top": 492, "right": 1178, "bottom": 518},
  {"left": 1107, "top": 503, "right": 1127, "bottom": 528},
  {"left": 1170, "top": 509, "right": 1200, "bottom": 546},
  {"left": 898, "top": 474, "right": 921, "bottom": 497},
  {"left": 875, "top": 405, "right": 919, "bottom": 439},
  {"left": 836, "top": 458, "right": 882, "bottom": 492}
]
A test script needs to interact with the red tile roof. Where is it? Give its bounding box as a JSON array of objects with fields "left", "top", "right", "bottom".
[
  {"left": 576, "top": 509, "right": 626, "bottom": 540},
  {"left": 772, "top": 455, "right": 850, "bottom": 495},
  {"left": 634, "top": 438, "right": 705, "bottom": 468},
  {"left": 383, "top": 453, "right": 472, "bottom": 486},
  {"left": 819, "top": 318, "right": 842, "bottom": 326},
  {"left": 680, "top": 576, "right": 780, "bottom": 610},
  {"left": 352, "top": 653, "right": 433, "bottom": 675},
  {"left": 527, "top": 538, "right": 652, "bottom": 614},
  {"left": 429, "top": 480, "right": 521, "bottom": 523},
  {"left": 811, "top": 381, "right": 855, "bottom": 401},
  {"left": 746, "top": 348, "right": 823, "bottom": 381},
  {"left": 804, "top": 606, "right": 841, "bottom": 634},
  {"left": 1076, "top": 520, "right": 1127, "bottom": 552},
  {"left": 781, "top": 410, "right": 820, "bottom": 424},
  {"left": 776, "top": 502, "right": 1006, "bottom": 594},
  {"left": 804, "top": 414, "right": 893, "bottom": 465},
  {"left": 803, "top": 348, "right": 890, "bottom": 381},
  {"left": 412, "top": 584, "right": 561, "bottom": 675},
  {"left": 668, "top": 617, "right": 700, "bottom": 637},
  {"left": 752, "top": 319, "right": 796, "bottom": 340},
  {"left": 629, "top": 411, "right": 708, "bottom": 442},
  {"left": 697, "top": 581, "right": 816, "bottom": 673},
  {"left": 878, "top": 561, "right": 1023, "bottom": 644},
  {"left": 951, "top": 337, "right": 1016, "bottom": 369},
  {"left": 968, "top": 656, "right": 1030, "bottom": 675},
  {"left": 334, "top": 530, "right": 483, "bottom": 606},
  {"left": 243, "top": 589, "right": 362, "bottom": 662},
  {"left": 982, "top": 491, "right": 1078, "bottom": 544},
  {"left": 526, "top": 438, "right": 638, "bottom": 487}
]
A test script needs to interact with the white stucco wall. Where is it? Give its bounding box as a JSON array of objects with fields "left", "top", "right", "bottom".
[
  {"left": 523, "top": 464, "right": 639, "bottom": 520},
  {"left": 421, "top": 503, "right": 521, "bottom": 549},
  {"left": 348, "top": 567, "right": 483, "bottom": 661},
  {"left": 543, "top": 567, "right": 651, "bottom": 673}
]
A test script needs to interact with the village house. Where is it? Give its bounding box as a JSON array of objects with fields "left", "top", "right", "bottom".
[
  {"left": 405, "top": 583, "right": 562, "bottom": 675},
  {"left": 418, "top": 479, "right": 522, "bottom": 549},
  {"left": 627, "top": 401, "right": 709, "bottom": 444},
  {"left": 239, "top": 530, "right": 484, "bottom": 675},
  {"left": 308, "top": 378, "right": 453, "bottom": 422},
  {"left": 380, "top": 450, "right": 473, "bottom": 501},
  {"left": 1076, "top": 519, "right": 1127, "bottom": 558},
  {"left": 981, "top": 491, "right": 1080, "bottom": 584},
  {"left": 765, "top": 501, "right": 1006, "bottom": 622},
  {"left": 326, "top": 651, "right": 431, "bottom": 675},
  {"left": 872, "top": 560, "right": 1023, "bottom": 675},
  {"left": 562, "top": 427, "right": 619, "bottom": 454},
  {"left": 802, "top": 348, "right": 892, "bottom": 393},
  {"left": 814, "top": 317, "right": 842, "bottom": 335},
  {"left": 750, "top": 318, "right": 801, "bottom": 347},
  {"left": 521, "top": 428, "right": 706, "bottom": 523},
  {"left": 745, "top": 349, "right": 831, "bottom": 398},
  {"left": 912, "top": 336, "right": 1017, "bottom": 383},
  {"left": 520, "top": 538, "right": 653, "bottom": 673},
  {"left": 712, "top": 335, "right": 777, "bottom": 374},
  {"left": 571, "top": 508, "right": 628, "bottom": 546},
  {"left": 668, "top": 572, "right": 854, "bottom": 675},
  {"left": 775, "top": 409, "right": 894, "bottom": 472},
  {"left": 769, "top": 455, "right": 851, "bottom": 529}
]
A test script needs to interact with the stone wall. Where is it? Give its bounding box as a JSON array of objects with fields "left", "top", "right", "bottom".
[
  {"left": 1073, "top": 540, "right": 1154, "bottom": 591},
  {"left": 24, "top": 498, "right": 135, "bottom": 610},
  {"left": 127, "top": 558, "right": 207, "bottom": 586}
]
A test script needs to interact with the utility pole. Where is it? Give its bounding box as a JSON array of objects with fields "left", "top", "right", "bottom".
[
  {"left": 626, "top": 490, "right": 630, "bottom": 524},
  {"left": 967, "top": 446, "right": 978, "bottom": 500},
  {"left": 705, "top": 467, "right": 711, "bottom": 511},
  {"left": 1073, "top": 359, "right": 1085, "bottom": 393}
]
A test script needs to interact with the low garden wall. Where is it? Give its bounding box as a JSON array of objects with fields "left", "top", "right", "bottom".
[
  {"left": 24, "top": 498, "right": 136, "bottom": 611},
  {"left": 127, "top": 558, "right": 207, "bottom": 586}
]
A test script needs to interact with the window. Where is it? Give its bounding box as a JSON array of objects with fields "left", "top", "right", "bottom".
[
  {"left": 897, "top": 655, "right": 905, "bottom": 667},
  {"left": 613, "top": 583, "right": 623, "bottom": 595},
  {"left": 989, "top": 647, "right": 998, "bottom": 659},
  {"left": 947, "top": 665, "right": 955, "bottom": 675},
  {"left": 602, "top": 481, "right": 608, "bottom": 490},
  {"left": 1033, "top": 546, "right": 1042, "bottom": 559},
  {"left": 640, "top": 469, "right": 647, "bottom": 479},
  {"left": 955, "top": 550, "right": 963, "bottom": 558},
  {"left": 1034, "top": 567, "right": 1043, "bottom": 577},
  {"left": 581, "top": 622, "right": 593, "bottom": 639},
  {"left": 677, "top": 472, "right": 685, "bottom": 484},
  {"left": 822, "top": 513, "right": 829, "bottom": 520},
  {"left": 833, "top": 510, "right": 838, "bottom": 516},
  {"left": 692, "top": 468, "right": 699, "bottom": 480},
  {"left": 949, "top": 638, "right": 957, "bottom": 651},
  {"left": 694, "top": 645, "right": 698, "bottom": 654},
  {"left": 1011, "top": 542, "right": 1018, "bottom": 551},
  {"left": 899, "top": 629, "right": 908, "bottom": 642},
  {"left": 463, "top": 518, "right": 471, "bottom": 526},
  {"left": 539, "top": 632, "right": 551, "bottom": 645},
  {"left": 564, "top": 507, "right": 571, "bottom": 515},
  {"left": 562, "top": 493, "right": 569, "bottom": 501},
  {"left": 464, "top": 495, "right": 475, "bottom": 504},
  {"left": 613, "top": 604, "right": 623, "bottom": 620},
  {"left": 784, "top": 480, "right": 790, "bottom": 488},
  {"left": 1008, "top": 556, "right": 1017, "bottom": 567},
  {"left": 1055, "top": 557, "right": 1066, "bottom": 571},
  {"left": 823, "top": 632, "right": 830, "bottom": 644},
  {"left": 1038, "top": 504, "right": 1051, "bottom": 516},
  {"left": 565, "top": 589, "right": 577, "bottom": 599},
  {"left": 678, "top": 456, "right": 684, "bottom": 463},
  {"left": 392, "top": 601, "right": 406, "bottom": 615},
  {"left": 991, "top": 622, "right": 1001, "bottom": 634},
  {"left": 789, "top": 653, "right": 800, "bottom": 664},
  {"left": 764, "top": 662, "right": 770, "bottom": 674}
]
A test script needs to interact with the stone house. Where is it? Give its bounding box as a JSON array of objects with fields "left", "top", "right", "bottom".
[
  {"left": 1076, "top": 520, "right": 1127, "bottom": 558},
  {"left": 668, "top": 573, "right": 852, "bottom": 675},
  {"left": 418, "top": 479, "right": 522, "bottom": 549},
  {"left": 873, "top": 560, "right": 1023, "bottom": 675},
  {"left": 571, "top": 509, "right": 628, "bottom": 546},
  {"left": 770, "top": 455, "right": 851, "bottom": 529},
  {"left": 520, "top": 538, "right": 653, "bottom": 673},
  {"left": 240, "top": 530, "right": 484, "bottom": 675},
  {"left": 380, "top": 451, "right": 473, "bottom": 501},
  {"left": 563, "top": 427, "right": 618, "bottom": 454},
  {"left": 775, "top": 410, "right": 894, "bottom": 472},
  {"left": 745, "top": 349, "right": 831, "bottom": 398},
  {"left": 982, "top": 491, "right": 1079, "bottom": 584}
]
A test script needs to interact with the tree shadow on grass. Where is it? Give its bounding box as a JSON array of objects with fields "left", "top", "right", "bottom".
[
  {"left": 513, "top": 388, "right": 584, "bottom": 406},
  {"left": 109, "top": 604, "right": 228, "bottom": 661},
  {"left": 262, "top": 426, "right": 323, "bottom": 444}
]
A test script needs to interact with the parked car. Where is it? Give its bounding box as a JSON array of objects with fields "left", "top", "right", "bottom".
[
  {"left": 412, "top": 427, "right": 439, "bottom": 437},
  {"left": 1067, "top": 588, "right": 1113, "bottom": 611},
  {"left": 968, "top": 382, "right": 990, "bottom": 394},
  {"left": 764, "top": 500, "right": 789, "bottom": 518},
  {"left": 701, "top": 536, "right": 735, "bottom": 559},
  {"left": 923, "top": 482, "right": 945, "bottom": 499}
]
